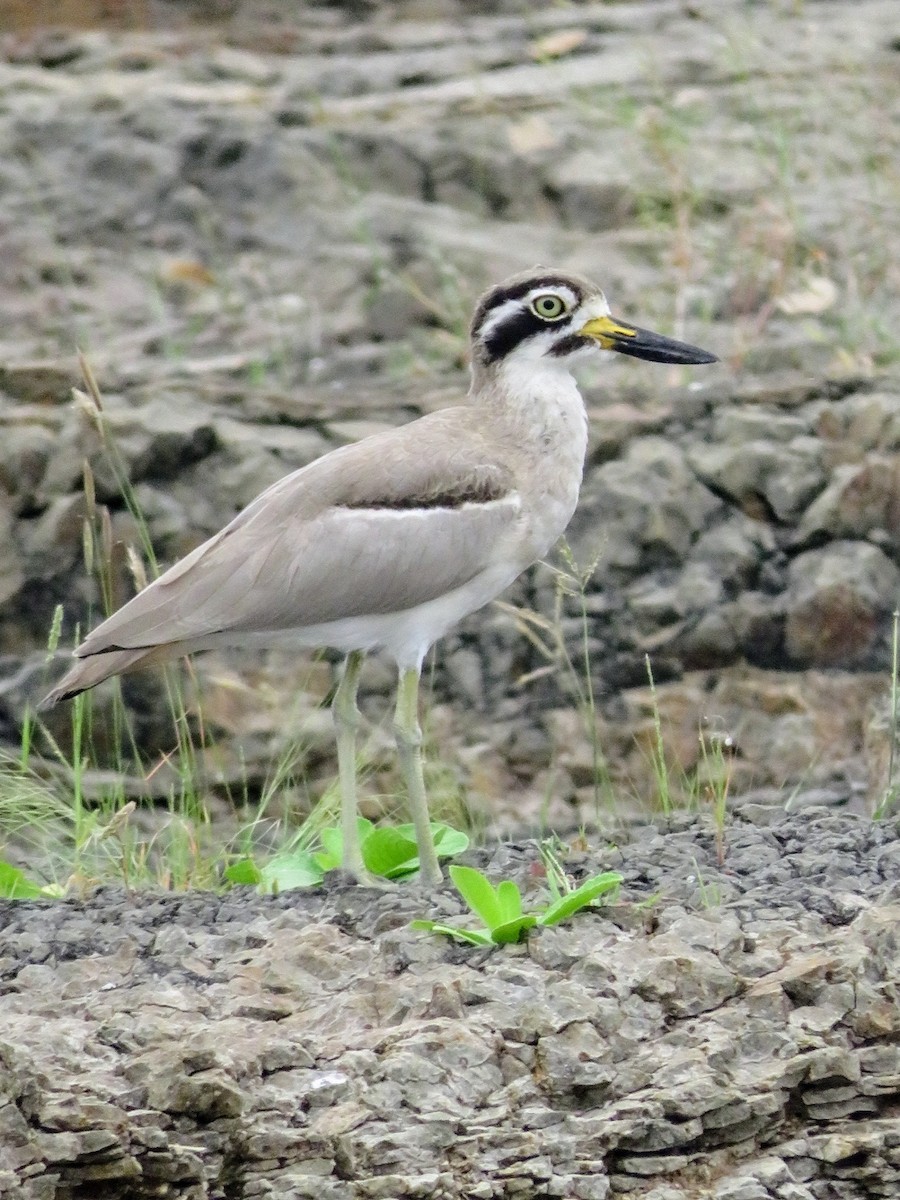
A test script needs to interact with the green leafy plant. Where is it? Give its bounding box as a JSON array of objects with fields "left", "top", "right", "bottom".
[
  {"left": 0, "top": 861, "right": 59, "bottom": 900},
  {"left": 225, "top": 819, "right": 469, "bottom": 892},
  {"left": 413, "top": 863, "right": 622, "bottom": 946}
]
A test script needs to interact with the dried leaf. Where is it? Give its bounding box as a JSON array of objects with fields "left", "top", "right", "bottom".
[{"left": 159, "top": 258, "right": 216, "bottom": 289}]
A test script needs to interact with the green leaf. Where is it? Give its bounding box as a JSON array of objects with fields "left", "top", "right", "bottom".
[
  {"left": 410, "top": 919, "right": 493, "bottom": 946},
  {"left": 431, "top": 824, "right": 470, "bottom": 858},
  {"left": 258, "top": 852, "right": 324, "bottom": 893},
  {"left": 539, "top": 872, "right": 622, "bottom": 926},
  {"left": 308, "top": 821, "right": 468, "bottom": 880},
  {"left": 0, "top": 861, "right": 46, "bottom": 900},
  {"left": 490, "top": 914, "right": 538, "bottom": 944},
  {"left": 224, "top": 858, "right": 263, "bottom": 886},
  {"left": 363, "top": 827, "right": 419, "bottom": 878},
  {"left": 314, "top": 819, "right": 374, "bottom": 872},
  {"left": 496, "top": 879, "right": 524, "bottom": 922},
  {"left": 388, "top": 822, "right": 469, "bottom": 861},
  {"left": 314, "top": 825, "right": 343, "bottom": 869},
  {"left": 449, "top": 865, "right": 504, "bottom": 928}
]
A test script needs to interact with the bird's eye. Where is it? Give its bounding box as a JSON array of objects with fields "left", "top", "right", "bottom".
[{"left": 530, "top": 293, "right": 567, "bottom": 320}]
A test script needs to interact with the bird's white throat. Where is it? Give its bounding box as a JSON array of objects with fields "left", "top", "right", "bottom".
[{"left": 489, "top": 354, "right": 589, "bottom": 461}]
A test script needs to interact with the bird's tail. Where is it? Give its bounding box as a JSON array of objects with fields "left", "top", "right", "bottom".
[{"left": 39, "top": 646, "right": 171, "bottom": 709}]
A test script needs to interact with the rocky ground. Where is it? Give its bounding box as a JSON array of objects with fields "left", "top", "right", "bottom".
[
  {"left": 1, "top": 804, "right": 899, "bottom": 1200},
  {"left": 0, "top": 0, "right": 899, "bottom": 1195}
]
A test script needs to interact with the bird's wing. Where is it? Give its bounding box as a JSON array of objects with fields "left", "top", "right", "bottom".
[{"left": 77, "top": 412, "right": 523, "bottom": 655}]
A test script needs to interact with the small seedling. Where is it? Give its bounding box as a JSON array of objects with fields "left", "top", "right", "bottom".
[
  {"left": 413, "top": 863, "right": 622, "bottom": 946},
  {"left": 225, "top": 819, "right": 469, "bottom": 892}
]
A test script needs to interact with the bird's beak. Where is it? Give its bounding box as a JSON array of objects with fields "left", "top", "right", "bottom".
[{"left": 578, "top": 315, "right": 718, "bottom": 365}]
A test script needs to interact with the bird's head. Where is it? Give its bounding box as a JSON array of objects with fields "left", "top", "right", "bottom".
[{"left": 470, "top": 268, "right": 717, "bottom": 374}]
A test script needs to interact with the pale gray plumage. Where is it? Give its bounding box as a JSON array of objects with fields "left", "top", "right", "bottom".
[
  {"left": 69, "top": 419, "right": 519, "bottom": 659},
  {"left": 42, "top": 268, "right": 717, "bottom": 886}
]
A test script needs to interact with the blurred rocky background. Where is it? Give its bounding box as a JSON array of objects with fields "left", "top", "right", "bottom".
[{"left": 1, "top": 0, "right": 899, "bottom": 831}]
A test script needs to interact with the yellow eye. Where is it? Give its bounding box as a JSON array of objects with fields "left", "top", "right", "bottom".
[{"left": 531, "top": 293, "right": 567, "bottom": 320}]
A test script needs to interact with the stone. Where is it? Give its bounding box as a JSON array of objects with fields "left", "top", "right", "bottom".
[
  {"left": 0, "top": 362, "right": 77, "bottom": 405},
  {"left": 797, "top": 456, "right": 900, "bottom": 552},
  {"left": 0, "top": 497, "right": 25, "bottom": 609},
  {"left": 784, "top": 541, "right": 900, "bottom": 667},
  {"left": 571, "top": 438, "right": 722, "bottom": 576},
  {"left": 687, "top": 437, "right": 825, "bottom": 523},
  {"left": 0, "top": 420, "right": 57, "bottom": 515},
  {"left": 0, "top": 808, "right": 896, "bottom": 1193},
  {"left": 547, "top": 150, "right": 637, "bottom": 231}
]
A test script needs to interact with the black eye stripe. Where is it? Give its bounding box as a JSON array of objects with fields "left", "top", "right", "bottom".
[{"left": 481, "top": 310, "right": 546, "bottom": 363}]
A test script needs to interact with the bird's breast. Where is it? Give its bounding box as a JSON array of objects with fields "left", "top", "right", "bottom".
[{"left": 508, "top": 393, "right": 589, "bottom": 563}]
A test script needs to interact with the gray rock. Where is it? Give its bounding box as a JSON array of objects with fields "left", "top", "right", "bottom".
[
  {"left": 0, "top": 362, "right": 77, "bottom": 405},
  {"left": 0, "top": 420, "right": 57, "bottom": 515},
  {"left": 16, "top": 494, "right": 86, "bottom": 584},
  {"left": 687, "top": 437, "right": 826, "bottom": 523},
  {"left": 572, "top": 438, "right": 722, "bottom": 576},
  {"left": 784, "top": 541, "right": 900, "bottom": 667},
  {"left": 689, "top": 514, "right": 777, "bottom": 590},
  {"left": 797, "top": 456, "right": 900, "bottom": 552},
  {"left": 0, "top": 498, "right": 25, "bottom": 610},
  {"left": 0, "top": 810, "right": 896, "bottom": 1194},
  {"left": 547, "top": 150, "right": 637, "bottom": 232}
]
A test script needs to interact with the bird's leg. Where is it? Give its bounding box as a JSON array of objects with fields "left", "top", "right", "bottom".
[
  {"left": 393, "top": 665, "right": 442, "bottom": 888},
  {"left": 333, "top": 650, "right": 366, "bottom": 881}
]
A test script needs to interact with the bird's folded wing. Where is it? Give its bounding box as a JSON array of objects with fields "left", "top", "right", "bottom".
[{"left": 77, "top": 417, "right": 521, "bottom": 655}]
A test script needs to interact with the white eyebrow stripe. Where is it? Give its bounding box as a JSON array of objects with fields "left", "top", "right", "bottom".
[
  {"left": 476, "top": 297, "right": 527, "bottom": 339},
  {"left": 523, "top": 284, "right": 579, "bottom": 309}
]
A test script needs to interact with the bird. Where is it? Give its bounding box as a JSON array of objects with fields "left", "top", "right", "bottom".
[{"left": 41, "top": 268, "right": 717, "bottom": 886}]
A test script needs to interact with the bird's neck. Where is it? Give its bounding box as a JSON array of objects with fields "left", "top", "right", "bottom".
[
  {"left": 471, "top": 356, "right": 589, "bottom": 463},
  {"left": 469, "top": 354, "right": 589, "bottom": 561}
]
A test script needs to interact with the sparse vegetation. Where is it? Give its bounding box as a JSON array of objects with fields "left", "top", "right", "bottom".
[{"left": 411, "top": 861, "right": 622, "bottom": 946}]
